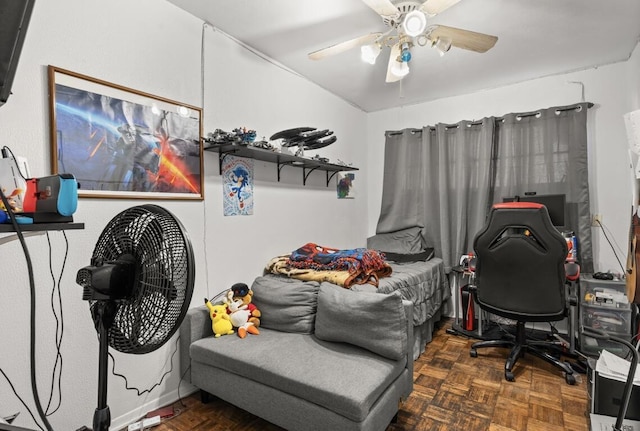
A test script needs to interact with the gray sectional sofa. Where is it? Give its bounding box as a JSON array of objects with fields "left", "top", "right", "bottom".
[{"left": 179, "top": 277, "right": 414, "bottom": 431}]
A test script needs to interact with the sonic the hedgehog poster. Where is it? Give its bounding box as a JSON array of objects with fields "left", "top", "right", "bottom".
[{"left": 222, "top": 154, "right": 254, "bottom": 215}]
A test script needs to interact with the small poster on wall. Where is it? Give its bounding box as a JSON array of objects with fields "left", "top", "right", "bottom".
[
  {"left": 222, "top": 154, "right": 254, "bottom": 216},
  {"left": 337, "top": 172, "right": 356, "bottom": 199}
]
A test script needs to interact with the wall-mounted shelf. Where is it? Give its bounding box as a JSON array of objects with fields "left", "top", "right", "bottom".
[
  {"left": 0, "top": 222, "right": 84, "bottom": 232},
  {"left": 0, "top": 222, "right": 84, "bottom": 245},
  {"left": 204, "top": 143, "right": 358, "bottom": 186}
]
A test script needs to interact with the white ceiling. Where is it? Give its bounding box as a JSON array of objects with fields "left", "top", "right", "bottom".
[{"left": 166, "top": 0, "right": 640, "bottom": 112}]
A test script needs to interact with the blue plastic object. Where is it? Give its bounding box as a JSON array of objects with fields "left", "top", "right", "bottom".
[
  {"left": 14, "top": 215, "right": 33, "bottom": 224},
  {"left": 57, "top": 175, "right": 78, "bottom": 217}
]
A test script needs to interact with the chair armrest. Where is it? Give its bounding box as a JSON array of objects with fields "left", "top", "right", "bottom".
[
  {"left": 564, "top": 261, "right": 580, "bottom": 282},
  {"left": 179, "top": 305, "right": 213, "bottom": 383}
]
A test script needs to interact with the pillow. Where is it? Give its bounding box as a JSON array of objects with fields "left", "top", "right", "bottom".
[
  {"left": 314, "top": 283, "right": 407, "bottom": 360},
  {"left": 382, "top": 248, "right": 435, "bottom": 263},
  {"left": 251, "top": 275, "right": 319, "bottom": 334},
  {"left": 367, "top": 226, "right": 426, "bottom": 254}
]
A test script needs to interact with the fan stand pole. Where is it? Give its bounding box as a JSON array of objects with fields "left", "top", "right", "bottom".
[{"left": 93, "top": 302, "right": 114, "bottom": 431}]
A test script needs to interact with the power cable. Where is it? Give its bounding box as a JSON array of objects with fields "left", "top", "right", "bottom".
[
  {"left": 44, "top": 231, "right": 69, "bottom": 416},
  {"left": 0, "top": 368, "right": 44, "bottom": 431},
  {"left": 597, "top": 219, "right": 627, "bottom": 258},
  {"left": 595, "top": 219, "right": 626, "bottom": 275},
  {"left": 107, "top": 335, "right": 181, "bottom": 397},
  {"left": 0, "top": 187, "right": 53, "bottom": 431}
]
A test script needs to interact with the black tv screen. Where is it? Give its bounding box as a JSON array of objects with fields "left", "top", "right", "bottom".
[
  {"left": 0, "top": 0, "right": 35, "bottom": 107},
  {"left": 503, "top": 193, "right": 567, "bottom": 227}
]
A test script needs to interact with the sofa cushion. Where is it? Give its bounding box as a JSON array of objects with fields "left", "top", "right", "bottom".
[
  {"left": 251, "top": 275, "right": 319, "bottom": 334},
  {"left": 367, "top": 226, "right": 426, "bottom": 254},
  {"left": 314, "top": 283, "right": 407, "bottom": 360},
  {"left": 190, "top": 327, "right": 406, "bottom": 422}
]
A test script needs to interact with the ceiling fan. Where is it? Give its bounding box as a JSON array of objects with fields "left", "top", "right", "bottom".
[{"left": 308, "top": 0, "right": 498, "bottom": 83}]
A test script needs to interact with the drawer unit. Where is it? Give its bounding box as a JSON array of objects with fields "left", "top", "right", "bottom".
[
  {"left": 581, "top": 304, "right": 633, "bottom": 334},
  {"left": 579, "top": 275, "right": 636, "bottom": 356},
  {"left": 581, "top": 275, "right": 628, "bottom": 302}
]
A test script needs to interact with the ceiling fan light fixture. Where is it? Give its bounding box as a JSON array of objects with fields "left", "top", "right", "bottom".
[
  {"left": 361, "top": 42, "right": 381, "bottom": 64},
  {"left": 403, "top": 10, "right": 427, "bottom": 37},
  {"left": 390, "top": 60, "right": 410, "bottom": 79},
  {"left": 434, "top": 36, "right": 452, "bottom": 56},
  {"left": 400, "top": 41, "right": 412, "bottom": 62},
  {"left": 416, "top": 34, "right": 431, "bottom": 47}
]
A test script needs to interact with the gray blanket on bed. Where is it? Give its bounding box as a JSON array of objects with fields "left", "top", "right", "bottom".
[{"left": 350, "top": 258, "right": 450, "bottom": 327}]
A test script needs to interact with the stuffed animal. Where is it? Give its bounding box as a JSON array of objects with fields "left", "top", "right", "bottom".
[
  {"left": 224, "top": 291, "right": 259, "bottom": 338},
  {"left": 204, "top": 297, "right": 234, "bottom": 338},
  {"left": 231, "top": 282, "right": 261, "bottom": 328}
]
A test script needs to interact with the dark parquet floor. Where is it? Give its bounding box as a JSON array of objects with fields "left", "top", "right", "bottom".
[{"left": 131, "top": 319, "right": 590, "bottom": 431}]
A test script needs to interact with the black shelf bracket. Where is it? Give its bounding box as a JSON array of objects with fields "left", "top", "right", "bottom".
[
  {"left": 303, "top": 167, "right": 320, "bottom": 185},
  {"left": 217, "top": 149, "right": 239, "bottom": 173},
  {"left": 326, "top": 171, "right": 339, "bottom": 187},
  {"left": 277, "top": 161, "right": 286, "bottom": 182}
]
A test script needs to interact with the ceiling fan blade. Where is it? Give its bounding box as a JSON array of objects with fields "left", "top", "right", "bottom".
[
  {"left": 385, "top": 43, "right": 403, "bottom": 83},
  {"left": 308, "top": 32, "right": 383, "bottom": 60},
  {"left": 420, "top": 0, "right": 461, "bottom": 16},
  {"left": 361, "top": 0, "right": 398, "bottom": 17},
  {"left": 428, "top": 25, "right": 498, "bottom": 53}
]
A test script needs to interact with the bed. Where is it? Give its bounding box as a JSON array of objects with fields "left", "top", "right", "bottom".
[
  {"left": 350, "top": 258, "right": 449, "bottom": 360},
  {"left": 262, "top": 227, "right": 451, "bottom": 360}
]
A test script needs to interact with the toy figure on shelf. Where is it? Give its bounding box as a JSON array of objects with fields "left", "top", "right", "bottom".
[
  {"left": 204, "top": 127, "right": 257, "bottom": 147},
  {"left": 233, "top": 127, "right": 256, "bottom": 144}
]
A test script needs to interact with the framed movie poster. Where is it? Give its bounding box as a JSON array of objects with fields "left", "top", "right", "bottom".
[{"left": 48, "top": 66, "right": 204, "bottom": 200}]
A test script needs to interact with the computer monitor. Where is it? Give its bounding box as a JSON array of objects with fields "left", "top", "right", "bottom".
[{"left": 503, "top": 193, "right": 566, "bottom": 227}]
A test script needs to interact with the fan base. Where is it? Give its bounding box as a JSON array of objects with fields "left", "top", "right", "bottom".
[{"left": 93, "top": 406, "right": 110, "bottom": 431}]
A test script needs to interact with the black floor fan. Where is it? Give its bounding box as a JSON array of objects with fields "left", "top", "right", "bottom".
[{"left": 76, "top": 205, "right": 195, "bottom": 431}]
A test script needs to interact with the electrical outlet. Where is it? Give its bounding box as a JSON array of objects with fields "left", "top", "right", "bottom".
[{"left": 592, "top": 214, "right": 602, "bottom": 226}]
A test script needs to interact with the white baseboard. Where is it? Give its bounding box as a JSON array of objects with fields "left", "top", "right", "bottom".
[{"left": 109, "top": 383, "right": 198, "bottom": 431}]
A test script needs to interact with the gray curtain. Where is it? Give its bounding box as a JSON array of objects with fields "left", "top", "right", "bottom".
[
  {"left": 378, "top": 118, "right": 496, "bottom": 272},
  {"left": 493, "top": 102, "right": 593, "bottom": 272},
  {"left": 378, "top": 102, "right": 592, "bottom": 273}
]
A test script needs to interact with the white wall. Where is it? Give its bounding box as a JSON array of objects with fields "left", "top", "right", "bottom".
[
  {"left": 367, "top": 44, "right": 640, "bottom": 276},
  {"left": 0, "top": 1, "right": 366, "bottom": 430},
  {"left": 627, "top": 42, "right": 640, "bottom": 111}
]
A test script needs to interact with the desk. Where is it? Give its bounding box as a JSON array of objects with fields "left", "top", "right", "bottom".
[
  {"left": 447, "top": 265, "right": 485, "bottom": 338},
  {"left": 0, "top": 222, "right": 84, "bottom": 245}
]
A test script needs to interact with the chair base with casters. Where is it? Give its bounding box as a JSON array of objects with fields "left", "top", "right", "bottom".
[{"left": 469, "top": 320, "right": 576, "bottom": 384}]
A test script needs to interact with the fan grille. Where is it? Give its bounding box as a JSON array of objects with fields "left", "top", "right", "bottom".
[{"left": 89, "top": 205, "right": 195, "bottom": 354}]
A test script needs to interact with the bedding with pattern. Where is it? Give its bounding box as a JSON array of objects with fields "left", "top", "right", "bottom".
[{"left": 265, "top": 243, "right": 392, "bottom": 288}]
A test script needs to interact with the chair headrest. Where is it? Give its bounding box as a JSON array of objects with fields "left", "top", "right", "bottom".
[{"left": 493, "top": 202, "right": 544, "bottom": 210}]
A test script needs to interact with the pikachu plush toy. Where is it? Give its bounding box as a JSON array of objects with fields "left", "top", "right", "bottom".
[{"left": 204, "top": 297, "right": 234, "bottom": 338}]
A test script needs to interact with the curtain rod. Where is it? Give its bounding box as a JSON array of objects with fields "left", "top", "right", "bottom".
[{"left": 387, "top": 102, "right": 594, "bottom": 136}]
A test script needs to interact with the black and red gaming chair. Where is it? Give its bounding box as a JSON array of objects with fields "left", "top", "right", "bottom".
[{"left": 469, "top": 202, "right": 577, "bottom": 384}]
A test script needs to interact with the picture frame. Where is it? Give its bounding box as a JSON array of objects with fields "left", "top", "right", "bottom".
[{"left": 48, "top": 65, "right": 204, "bottom": 200}]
